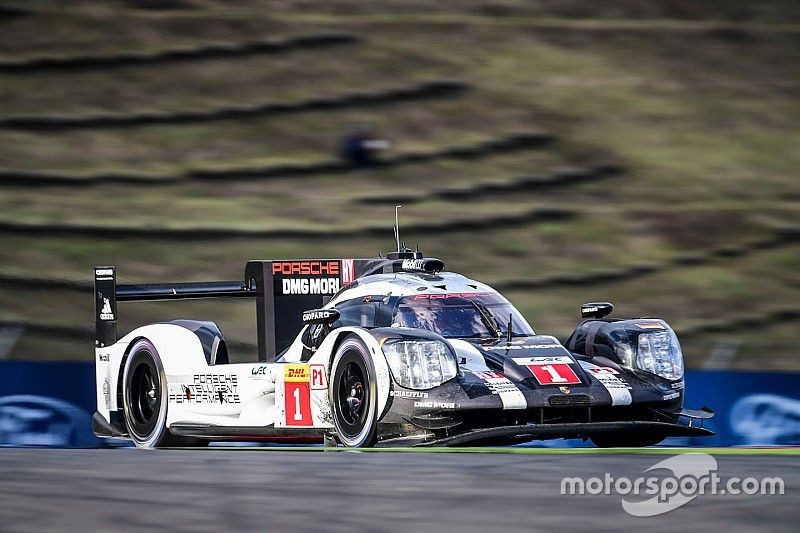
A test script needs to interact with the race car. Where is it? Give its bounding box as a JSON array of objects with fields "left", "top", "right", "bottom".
[{"left": 92, "top": 245, "right": 713, "bottom": 448}]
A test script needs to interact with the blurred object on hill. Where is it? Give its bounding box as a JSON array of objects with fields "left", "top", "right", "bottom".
[{"left": 339, "top": 124, "right": 391, "bottom": 167}]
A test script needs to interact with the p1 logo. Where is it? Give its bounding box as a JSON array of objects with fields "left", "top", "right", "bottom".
[
  {"left": 311, "top": 364, "right": 328, "bottom": 390},
  {"left": 283, "top": 365, "right": 312, "bottom": 426}
]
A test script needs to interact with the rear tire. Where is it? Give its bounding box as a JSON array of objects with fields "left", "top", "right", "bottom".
[
  {"left": 590, "top": 432, "right": 666, "bottom": 448},
  {"left": 330, "top": 336, "right": 378, "bottom": 448},
  {"left": 122, "top": 339, "right": 204, "bottom": 448}
]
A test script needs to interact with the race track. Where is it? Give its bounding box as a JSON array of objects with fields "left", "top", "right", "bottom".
[{"left": 0, "top": 448, "right": 795, "bottom": 532}]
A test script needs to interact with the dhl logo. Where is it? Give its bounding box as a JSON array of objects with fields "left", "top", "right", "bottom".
[{"left": 284, "top": 365, "right": 310, "bottom": 382}]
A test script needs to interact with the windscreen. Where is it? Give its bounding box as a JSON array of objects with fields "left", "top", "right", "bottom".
[{"left": 393, "top": 293, "right": 534, "bottom": 339}]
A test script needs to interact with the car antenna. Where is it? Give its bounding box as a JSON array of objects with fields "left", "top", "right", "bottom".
[
  {"left": 393, "top": 205, "right": 402, "bottom": 253},
  {"left": 507, "top": 313, "right": 513, "bottom": 343}
]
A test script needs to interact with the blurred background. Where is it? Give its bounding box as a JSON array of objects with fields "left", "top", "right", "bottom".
[{"left": 0, "top": 0, "right": 797, "bottom": 378}]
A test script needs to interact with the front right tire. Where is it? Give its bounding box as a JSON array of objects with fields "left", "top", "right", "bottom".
[{"left": 330, "top": 336, "right": 378, "bottom": 447}]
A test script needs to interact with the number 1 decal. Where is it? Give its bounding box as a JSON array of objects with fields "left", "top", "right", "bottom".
[
  {"left": 292, "top": 387, "right": 303, "bottom": 421},
  {"left": 541, "top": 365, "right": 567, "bottom": 383},
  {"left": 527, "top": 363, "right": 581, "bottom": 385},
  {"left": 284, "top": 365, "right": 312, "bottom": 426}
]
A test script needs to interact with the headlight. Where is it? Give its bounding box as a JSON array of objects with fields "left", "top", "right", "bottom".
[
  {"left": 636, "top": 329, "right": 684, "bottom": 381},
  {"left": 383, "top": 340, "right": 458, "bottom": 390}
]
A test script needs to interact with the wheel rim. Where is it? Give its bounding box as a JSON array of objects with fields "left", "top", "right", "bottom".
[
  {"left": 338, "top": 361, "right": 367, "bottom": 427},
  {"left": 127, "top": 355, "right": 161, "bottom": 436},
  {"left": 133, "top": 365, "right": 158, "bottom": 425}
]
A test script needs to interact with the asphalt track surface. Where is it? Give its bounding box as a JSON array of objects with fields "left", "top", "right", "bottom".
[{"left": 0, "top": 448, "right": 796, "bottom": 532}]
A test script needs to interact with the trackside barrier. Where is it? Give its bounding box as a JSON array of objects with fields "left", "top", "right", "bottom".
[{"left": 0, "top": 362, "right": 797, "bottom": 447}]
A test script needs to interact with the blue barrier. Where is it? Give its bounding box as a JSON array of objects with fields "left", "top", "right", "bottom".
[
  {"left": 0, "top": 361, "right": 100, "bottom": 447},
  {"left": 678, "top": 370, "right": 800, "bottom": 446},
  {"left": 0, "top": 360, "right": 797, "bottom": 447}
]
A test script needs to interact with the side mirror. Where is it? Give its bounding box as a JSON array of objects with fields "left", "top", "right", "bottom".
[
  {"left": 302, "top": 308, "right": 340, "bottom": 325},
  {"left": 581, "top": 302, "right": 613, "bottom": 319}
]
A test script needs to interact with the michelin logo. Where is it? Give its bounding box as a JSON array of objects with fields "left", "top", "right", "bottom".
[
  {"left": 282, "top": 278, "right": 340, "bottom": 295},
  {"left": 402, "top": 259, "right": 426, "bottom": 271}
]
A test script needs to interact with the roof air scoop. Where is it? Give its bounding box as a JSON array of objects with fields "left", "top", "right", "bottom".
[
  {"left": 398, "top": 258, "right": 444, "bottom": 273},
  {"left": 581, "top": 302, "right": 614, "bottom": 319}
]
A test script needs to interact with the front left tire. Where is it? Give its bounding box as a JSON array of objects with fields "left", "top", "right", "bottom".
[{"left": 330, "top": 336, "right": 378, "bottom": 447}]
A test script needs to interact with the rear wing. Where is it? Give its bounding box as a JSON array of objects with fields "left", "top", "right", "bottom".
[
  {"left": 93, "top": 266, "right": 254, "bottom": 349},
  {"left": 95, "top": 256, "right": 443, "bottom": 361},
  {"left": 94, "top": 258, "right": 400, "bottom": 361}
]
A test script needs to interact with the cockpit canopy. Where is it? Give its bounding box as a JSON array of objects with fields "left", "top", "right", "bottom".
[{"left": 329, "top": 291, "right": 534, "bottom": 339}]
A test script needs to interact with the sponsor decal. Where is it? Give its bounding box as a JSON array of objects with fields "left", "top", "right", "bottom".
[
  {"left": 579, "top": 361, "right": 632, "bottom": 405},
  {"left": 272, "top": 261, "right": 340, "bottom": 276},
  {"left": 390, "top": 390, "right": 429, "bottom": 399},
  {"left": 302, "top": 309, "right": 337, "bottom": 322},
  {"left": 283, "top": 364, "right": 312, "bottom": 426},
  {"left": 559, "top": 386, "right": 571, "bottom": 394},
  {"left": 98, "top": 354, "right": 110, "bottom": 362},
  {"left": 251, "top": 365, "right": 268, "bottom": 376},
  {"left": 341, "top": 259, "right": 355, "bottom": 285},
  {"left": 284, "top": 365, "right": 310, "bottom": 382},
  {"left": 99, "top": 298, "right": 114, "bottom": 321},
  {"left": 414, "top": 401, "right": 456, "bottom": 409},
  {"left": 514, "top": 356, "right": 573, "bottom": 365},
  {"left": 486, "top": 343, "right": 559, "bottom": 351},
  {"left": 587, "top": 366, "right": 619, "bottom": 375},
  {"left": 310, "top": 364, "right": 328, "bottom": 390},
  {"left": 401, "top": 259, "right": 426, "bottom": 271},
  {"left": 472, "top": 370, "right": 527, "bottom": 409},
  {"left": 473, "top": 371, "right": 503, "bottom": 380},
  {"left": 102, "top": 379, "right": 110, "bottom": 408},
  {"left": 671, "top": 381, "right": 685, "bottom": 389},
  {"left": 281, "top": 277, "right": 340, "bottom": 295},
  {"left": 637, "top": 322, "right": 665, "bottom": 330},
  {"left": 663, "top": 392, "right": 680, "bottom": 401},
  {"left": 169, "top": 374, "right": 240, "bottom": 404},
  {"left": 414, "top": 292, "right": 490, "bottom": 300},
  {"left": 94, "top": 268, "right": 113, "bottom": 278}
]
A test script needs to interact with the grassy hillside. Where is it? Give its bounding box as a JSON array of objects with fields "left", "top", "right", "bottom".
[{"left": 0, "top": 1, "right": 798, "bottom": 369}]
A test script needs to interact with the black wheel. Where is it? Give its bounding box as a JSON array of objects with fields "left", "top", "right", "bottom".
[
  {"left": 330, "top": 336, "right": 378, "bottom": 447},
  {"left": 123, "top": 339, "right": 203, "bottom": 448},
  {"left": 590, "top": 432, "right": 666, "bottom": 448}
]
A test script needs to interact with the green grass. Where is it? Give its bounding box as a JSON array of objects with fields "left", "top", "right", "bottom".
[{"left": 192, "top": 446, "right": 800, "bottom": 456}]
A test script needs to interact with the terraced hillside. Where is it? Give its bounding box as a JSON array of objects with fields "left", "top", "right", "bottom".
[{"left": 0, "top": 1, "right": 798, "bottom": 369}]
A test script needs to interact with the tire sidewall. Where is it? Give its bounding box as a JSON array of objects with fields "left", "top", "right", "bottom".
[
  {"left": 330, "top": 336, "right": 378, "bottom": 447},
  {"left": 123, "top": 339, "right": 169, "bottom": 448}
]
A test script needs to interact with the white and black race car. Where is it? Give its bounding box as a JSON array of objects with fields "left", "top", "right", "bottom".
[{"left": 92, "top": 246, "right": 713, "bottom": 448}]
